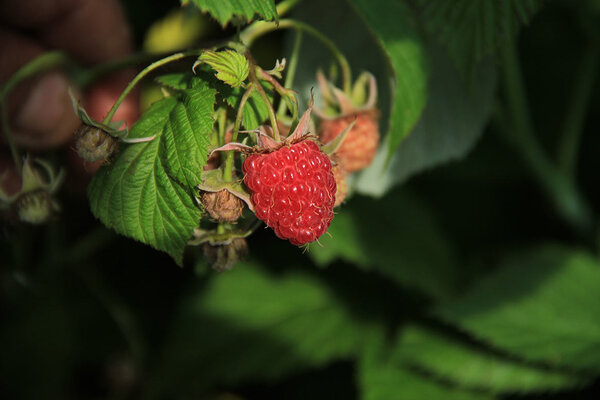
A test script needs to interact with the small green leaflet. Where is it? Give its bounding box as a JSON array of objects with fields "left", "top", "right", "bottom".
[
  {"left": 349, "top": 0, "right": 428, "bottom": 159},
  {"left": 196, "top": 50, "right": 249, "bottom": 88},
  {"left": 181, "top": 0, "right": 278, "bottom": 27},
  {"left": 88, "top": 86, "right": 216, "bottom": 264},
  {"left": 437, "top": 245, "right": 600, "bottom": 372},
  {"left": 154, "top": 263, "right": 364, "bottom": 396},
  {"left": 395, "top": 325, "right": 586, "bottom": 394}
]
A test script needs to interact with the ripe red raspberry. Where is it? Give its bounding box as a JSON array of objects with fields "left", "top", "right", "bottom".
[
  {"left": 319, "top": 111, "right": 379, "bottom": 172},
  {"left": 243, "top": 140, "right": 336, "bottom": 245}
]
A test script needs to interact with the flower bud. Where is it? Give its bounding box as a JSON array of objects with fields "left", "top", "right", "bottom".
[{"left": 16, "top": 189, "right": 57, "bottom": 224}]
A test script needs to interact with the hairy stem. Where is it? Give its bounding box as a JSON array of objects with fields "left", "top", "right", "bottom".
[
  {"left": 240, "top": 19, "right": 352, "bottom": 93},
  {"left": 102, "top": 51, "right": 199, "bottom": 124},
  {"left": 248, "top": 57, "right": 280, "bottom": 141},
  {"left": 499, "top": 39, "right": 592, "bottom": 234},
  {"left": 557, "top": 40, "right": 600, "bottom": 178},
  {"left": 257, "top": 68, "right": 298, "bottom": 123},
  {"left": 223, "top": 84, "right": 255, "bottom": 182}
]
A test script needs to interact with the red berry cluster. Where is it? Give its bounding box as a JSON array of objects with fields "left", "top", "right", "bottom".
[{"left": 243, "top": 140, "right": 336, "bottom": 245}]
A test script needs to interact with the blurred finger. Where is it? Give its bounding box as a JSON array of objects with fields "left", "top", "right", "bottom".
[
  {"left": 0, "top": 27, "right": 80, "bottom": 150},
  {"left": 0, "top": 0, "right": 132, "bottom": 64}
]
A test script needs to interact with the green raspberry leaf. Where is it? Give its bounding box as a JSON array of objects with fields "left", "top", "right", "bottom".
[
  {"left": 359, "top": 329, "right": 494, "bottom": 400},
  {"left": 349, "top": 0, "right": 428, "bottom": 160},
  {"left": 196, "top": 50, "right": 249, "bottom": 88},
  {"left": 436, "top": 245, "right": 600, "bottom": 372},
  {"left": 181, "top": 0, "right": 278, "bottom": 27},
  {"left": 88, "top": 86, "right": 216, "bottom": 265},
  {"left": 394, "top": 325, "right": 587, "bottom": 394},
  {"left": 355, "top": 44, "right": 497, "bottom": 196},
  {"left": 155, "top": 73, "right": 195, "bottom": 91}
]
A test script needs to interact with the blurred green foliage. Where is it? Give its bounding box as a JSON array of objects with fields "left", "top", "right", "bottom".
[{"left": 2, "top": 0, "right": 600, "bottom": 399}]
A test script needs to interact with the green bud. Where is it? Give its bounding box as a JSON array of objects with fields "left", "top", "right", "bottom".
[
  {"left": 75, "top": 125, "right": 119, "bottom": 162},
  {"left": 16, "top": 189, "right": 57, "bottom": 224}
]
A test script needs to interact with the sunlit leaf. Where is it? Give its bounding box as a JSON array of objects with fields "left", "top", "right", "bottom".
[
  {"left": 395, "top": 325, "right": 587, "bottom": 394},
  {"left": 155, "top": 263, "right": 364, "bottom": 395}
]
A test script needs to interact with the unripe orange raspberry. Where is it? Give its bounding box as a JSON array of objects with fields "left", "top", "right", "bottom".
[{"left": 319, "top": 111, "right": 379, "bottom": 172}]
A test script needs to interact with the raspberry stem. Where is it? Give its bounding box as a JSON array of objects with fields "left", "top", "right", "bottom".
[
  {"left": 223, "top": 84, "right": 255, "bottom": 182},
  {"left": 102, "top": 51, "right": 200, "bottom": 125},
  {"left": 248, "top": 57, "right": 281, "bottom": 141},
  {"left": 240, "top": 19, "right": 352, "bottom": 94},
  {"left": 257, "top": 68, "right": 298, "bottom": 123}
]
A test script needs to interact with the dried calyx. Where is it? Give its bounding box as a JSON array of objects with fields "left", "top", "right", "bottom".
[{"left": 203, "top": 238, "right": 248, "bottom": 272}]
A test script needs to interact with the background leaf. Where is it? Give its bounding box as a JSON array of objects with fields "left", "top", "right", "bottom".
[
  {"left": 89, "top": 86, "right": 216, "bottom": 264},
  {"left": 154, "top": 263, "right": 364, "bottom": 396},
  {"left": 436, "top": 245, "right": 600, "bottom": 372},
  {"left": 394, "top": 325, "right": 586, "bottom": 394},
  {"left": 224, "top": 86, "right": 272, "bottom": 130},
  {"left": 414, "top": 0, "right": 544, "bottom": 75},
  {"left": 349, "top": 0, "right": 429, "bottom": 159},
  {"left": 155, "top": 73, "right": 195, "bottom": 91},
  {"left": 182, "top": 0, "right": 278, "bottom": 27},
  {"left": 309, "top": 189, "right": 459, "bottom": 299},
  {"left": 359, "top": 329, "right": 494, "bottom": 400},
  {"left": 355, "top": 43, "right": 497, "bottom": 196}
]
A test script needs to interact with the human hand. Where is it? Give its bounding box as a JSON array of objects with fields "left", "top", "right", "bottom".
[{"left": 0, "top": 0, "right": 138, "bottom": 196}]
